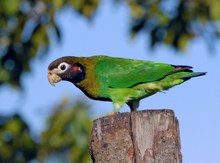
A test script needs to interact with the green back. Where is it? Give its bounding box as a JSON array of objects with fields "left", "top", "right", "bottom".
[{"left": 94, "top": 56, "right": 175, "bottom": 88}]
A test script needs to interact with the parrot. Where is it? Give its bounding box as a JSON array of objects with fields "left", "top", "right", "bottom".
[{"left": 48, "top": 55, "right": 206, "bottom": 113}]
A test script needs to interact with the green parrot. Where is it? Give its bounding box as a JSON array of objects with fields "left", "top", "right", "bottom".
[{"left": 48, "top": 55, "right": 206, "bottom": 112}]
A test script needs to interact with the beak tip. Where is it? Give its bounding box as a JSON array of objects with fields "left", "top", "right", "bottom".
[
  {"left": 48, "top": 80, "right": 55, "bottom": 86},
  {"left": 48, "top": 71, "right": 62, "bottom": 86},
  {"left": 50, "top": 82, "right": 55, "bottom": 87}
]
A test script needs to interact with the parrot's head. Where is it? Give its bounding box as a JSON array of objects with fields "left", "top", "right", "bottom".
[{"left": 48, "top": 57, "right": 85, "bottom": 86}]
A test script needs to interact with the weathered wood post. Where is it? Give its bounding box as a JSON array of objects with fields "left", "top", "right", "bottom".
[{"left": 89, "top": 109, "right": 182, "bottom": 163}]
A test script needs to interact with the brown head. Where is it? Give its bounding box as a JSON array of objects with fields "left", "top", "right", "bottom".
[{"left": 48, "top": 56, "right": 86, "bottom": 86}]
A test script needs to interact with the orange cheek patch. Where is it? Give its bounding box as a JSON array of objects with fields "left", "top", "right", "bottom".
[{"left": 73, "top": 66, "right": 81, "bottom": 72}]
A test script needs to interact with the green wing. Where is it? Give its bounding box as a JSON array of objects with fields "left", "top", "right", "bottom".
[{"left": 94, "top": 56, "right": 175, "bottom": 88}]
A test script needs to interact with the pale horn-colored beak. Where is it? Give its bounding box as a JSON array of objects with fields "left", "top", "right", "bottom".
[{"left": 48, "top": 70, "right": 62, "bottom": 86}]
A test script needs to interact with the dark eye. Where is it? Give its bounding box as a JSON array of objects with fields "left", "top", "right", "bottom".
[
  {"left": 58, "top": 62, "right": 69, "bottom": 72},
  {"left": 61, "top": 64, "right": 66, "bottom": 70}
]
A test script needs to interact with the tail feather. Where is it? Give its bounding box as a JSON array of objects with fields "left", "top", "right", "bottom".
[
  {"left": 181, "top": 72, "right": 207, "bottom": 81},
  {"left": 171, "top": 65, "right": 193, "bottom": 70},
  {"left": 168, "top": 65, "right": 193, "bottom": 75},
  {"left": 169, "top": 65, "right": 206, "bottom": 81}
]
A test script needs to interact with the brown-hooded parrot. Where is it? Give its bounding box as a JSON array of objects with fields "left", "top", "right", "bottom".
[{"left": 48, "top": 55, "right": 206, "bottom": 112}]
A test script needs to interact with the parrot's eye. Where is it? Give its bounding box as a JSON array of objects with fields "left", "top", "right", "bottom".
[
  {"left": 58, "top": 62, "right": 69, "bottom": 73},
  {"left": 61, "top": 64, "right": 66, "bottom": 70}
]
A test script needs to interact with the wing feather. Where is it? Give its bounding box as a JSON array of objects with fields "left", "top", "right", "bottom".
[{"left": 94, "top": 56, "right": 175, "bottom": 88}]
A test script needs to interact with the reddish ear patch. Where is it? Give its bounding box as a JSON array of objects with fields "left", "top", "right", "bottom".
[{"left": 73, "top": 66, "right": 81, "bottom": 72}]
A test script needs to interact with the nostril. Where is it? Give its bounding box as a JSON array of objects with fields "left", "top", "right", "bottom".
[{"left": 49, "top": 72, "right": 52, "bottom": 75}]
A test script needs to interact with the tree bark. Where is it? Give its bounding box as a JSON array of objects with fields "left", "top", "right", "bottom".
[{"left": 89, "top": 109, "right": 182, "bottom": 163}]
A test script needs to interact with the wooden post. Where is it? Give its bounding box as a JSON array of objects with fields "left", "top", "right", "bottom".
[{"left": 89, "top": 109, "right": 182, "bottom": 163}]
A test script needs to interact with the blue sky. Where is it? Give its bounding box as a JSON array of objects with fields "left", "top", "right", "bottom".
[{"left": 1, "top": 2, "right": 220, "bottom": 163}]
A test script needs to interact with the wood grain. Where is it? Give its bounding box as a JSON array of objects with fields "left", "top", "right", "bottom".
[{"left": 90, "top": 110, "right": 182, "bottom": 163}]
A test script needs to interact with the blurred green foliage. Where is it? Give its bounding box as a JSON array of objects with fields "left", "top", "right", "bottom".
[
  {"left": 128, "top": 0, "right": 220, "bottom": 50},
  {"left": 1, "top": 0, "right": 220, "bottom": 88},
  {"left": 0, "top": 99, "right": 93, "bottom": 163},
  {"left": 38, "top": 99, "right": 92, "bottom": 163},
  {"left": 0, "top": 114, "right": 37, "bottom": 162}
]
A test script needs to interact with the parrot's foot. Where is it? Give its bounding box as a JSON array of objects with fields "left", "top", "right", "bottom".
[{"left": 127, "top": 100, "right": 140, "bottom": 112}]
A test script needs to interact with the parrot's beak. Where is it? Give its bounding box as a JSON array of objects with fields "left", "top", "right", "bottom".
[{"left": 48, "top": 70, "right": 62, "bottom": 86}]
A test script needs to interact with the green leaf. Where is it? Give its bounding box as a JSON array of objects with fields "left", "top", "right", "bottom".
[{"left": 0, "top": 0, "right": 20, "bottom": 16}]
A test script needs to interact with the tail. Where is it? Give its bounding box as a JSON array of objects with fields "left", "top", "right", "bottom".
[
  {"left": 170, "top": 64, "right": 206, "bottom": 81},
  {"left": 181, "top": 72, "right": 206, "bottom": 81},
  {"left": 152, "top": 65, "right": 206, "bottom": 92}
]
